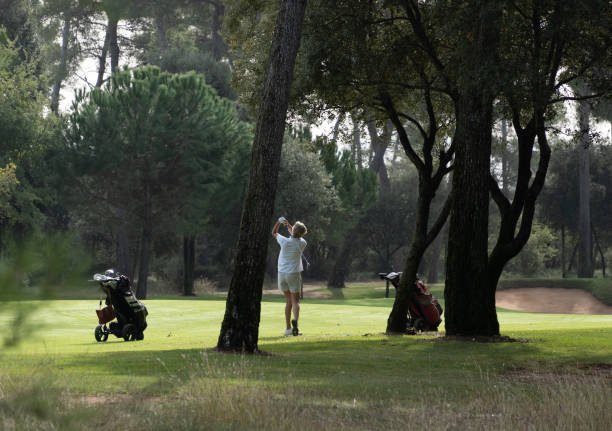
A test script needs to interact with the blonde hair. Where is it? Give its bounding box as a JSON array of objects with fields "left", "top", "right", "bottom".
[{"left": 292, "top": 221, "right": 307, "bottom": 238}]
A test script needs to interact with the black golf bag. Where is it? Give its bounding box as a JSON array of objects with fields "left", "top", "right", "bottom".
[
  {"left": 378, "top": 272, "right": 442, "bottom": 332},
  {"left": 93, "top": 270, "right": 148, "bottom": 342}
]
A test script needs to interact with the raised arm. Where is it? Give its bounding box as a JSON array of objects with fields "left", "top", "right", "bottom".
[{"left": 272, "top": 221, "right": 281, "bottom": 237}]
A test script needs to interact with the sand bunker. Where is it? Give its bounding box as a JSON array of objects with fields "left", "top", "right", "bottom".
[{"left": 496, "top": 288, "right": 612, "bottom": 314}]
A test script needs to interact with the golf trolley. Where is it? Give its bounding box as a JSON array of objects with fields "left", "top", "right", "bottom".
[
  {"left": 378, "top": 272, "right": 443, "bottom": 332},
  {"left": 91, "top": 270, "right": 148, "bottom": 342}
]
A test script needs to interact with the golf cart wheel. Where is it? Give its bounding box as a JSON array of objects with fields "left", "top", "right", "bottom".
[
  {"left": 121, "top": 324, "right": 136, "bottom": 341},
  {"left": 413, "top": 318, "right": 426, "bottom": 332},
  {"left": 95, "top": 325, "right": 108, "bottom": 342}
]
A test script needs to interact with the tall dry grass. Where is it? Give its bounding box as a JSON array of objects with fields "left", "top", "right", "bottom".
[{"left": 1, "top": 356, "right": 610, "bottom": 430}]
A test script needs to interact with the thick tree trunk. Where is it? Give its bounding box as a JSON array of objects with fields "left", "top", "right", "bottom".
[
  {"left": 217, "top": 0, "right": 307, "bottom": 353},
  {"left": 51, "top": 17, "right": 70, "bottom": 113},
  {"left": 183, "top": 235, "right": 196, "bottom": 295},
  {"left": 445, "top": 94, "right": 497, "bottom": 336},
  {"left": 444, "top": 1, "right": 501, "bottom": 337},
  {"left": 577, "top": 100, "right": 593, "bottom": 278}
]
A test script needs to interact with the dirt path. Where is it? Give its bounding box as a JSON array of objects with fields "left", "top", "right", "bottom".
[{"left": 496, "top": 288, "right": 612, "bottom": 314}]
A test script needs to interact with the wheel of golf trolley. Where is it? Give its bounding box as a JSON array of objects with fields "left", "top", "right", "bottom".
[
  {"left": 95, "top": 325, "right": 108, "bottom": 342},
  {"left": 121, "top": 324, "right": 137, "bottom": 341},
  {"left": 413, "top": 318, "right": 426, "bottom": 332}
]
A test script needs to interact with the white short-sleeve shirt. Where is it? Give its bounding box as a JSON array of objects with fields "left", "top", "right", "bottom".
[{"left": 275, "top": 234, "right": 307, "bottom": 273}]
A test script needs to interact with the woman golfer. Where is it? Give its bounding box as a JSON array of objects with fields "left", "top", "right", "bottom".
[{"left": 272, "top": 217, "right": 307, "bottom": 336}]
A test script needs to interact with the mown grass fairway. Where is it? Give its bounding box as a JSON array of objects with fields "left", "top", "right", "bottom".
[{"left": 1, "top": 283, "right": 611, "bottom": 430}]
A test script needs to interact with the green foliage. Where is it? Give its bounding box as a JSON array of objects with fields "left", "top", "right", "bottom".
[
  {"left": 505, "top": 222, "right": 558, "bottom": 276},
  {"left": 64, "top": 66, "right": 251, "bottom": 286},
  {"left": 65, "top": 65, "right": 249, "bottom": 228},
  {"left": 133, "top": 0, "right": 235, "bottom": 99},
  {"left": 0, "top": 27, "right": 64, "bottom": 236},
  {"left": 540, "top": 138, "right": 612, "bottom": 249},
  {"left": 273, "top": 131, "right": 340, "bottom": 274}
]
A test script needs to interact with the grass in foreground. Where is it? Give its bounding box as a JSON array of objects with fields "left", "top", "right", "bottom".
[{"left": 1, "top": 282, "right": 611, "bottom": 430}]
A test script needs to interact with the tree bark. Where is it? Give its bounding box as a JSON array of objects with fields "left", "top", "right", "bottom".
[
  {"left": 577, "top": 100, "right": 593, "bottom": 278},
  {"left": 443, "top": 1, "right": 502, "bottom": 337},
  {"left": 445, "top": 92, "right": 497, "bottom": 336},
  {"left": 109, "top": 16, "right": 119, "bottom": 73},
  {"left": 217, "top": 0, "right": 307, "bottom": 353},
  {"left": 51, "top": 17, "right": 71, "bottom": 113},
  {"left": 183, "top": 235, "right": 196, "bottom": 295}
]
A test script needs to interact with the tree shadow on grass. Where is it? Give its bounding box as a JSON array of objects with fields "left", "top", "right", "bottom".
[{"left": 45, "top": 328, "right": 612, "bottom": 398}]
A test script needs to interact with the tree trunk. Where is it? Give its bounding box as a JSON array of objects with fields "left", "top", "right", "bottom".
[
  {"left": 568, "top": 242, "right": 578, "bottom": 272},
  {"left": 116, "top": 218, "right": 132, "bottom": 281},
  {"left": 156, "top": 11, "right": 168, "bottom": 56},
  {"left": 387, "top": 177, "right": 433, "bottom": 332},
  {"left": 210, "top": 1, "right": 225, "bottom": 61},
  {"left": 96, "top": 23, "right": 110, "bottom": 87},
  {"left": 445, "top": 92, "right": 497, "bottom": 335},
  {"left": 135, "top": 220, "right": 152, "bottom": 300},
  {"left": 366, "top": 120, "right": 391, "bottom": 192},
  {"left": 109, "top": 16, "right": 120, "bottom": 73},
  {"left": 183, "top": 235, "right": 196, "bottom": 295},
  {"left": 327, "top": 228, "right": 356, "bottom": 288},
  {"left": 217, "top": 0, "right": 307, "bottom": 353},
  {"left": 561, "top": 224, "right": 566, "bottom": 278},
  {"left": 577, "top": 100, "right": 593, "bottom": 278},
  {"left": 50, "top": 17, "right": 70, "bottom": 113},
  {"left": 592, "top": 224, "right": 605, "bottom": 278},
  {"left": 444, "top": 2, "right": 502, "bottom": 337},
  {"left": 136, "top": 186, "right": 152, "bottom": 299}
]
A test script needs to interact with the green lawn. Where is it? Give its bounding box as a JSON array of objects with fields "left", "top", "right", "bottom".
[{"left": 1, "top": 283, "right": 611, "bottom": 430}]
